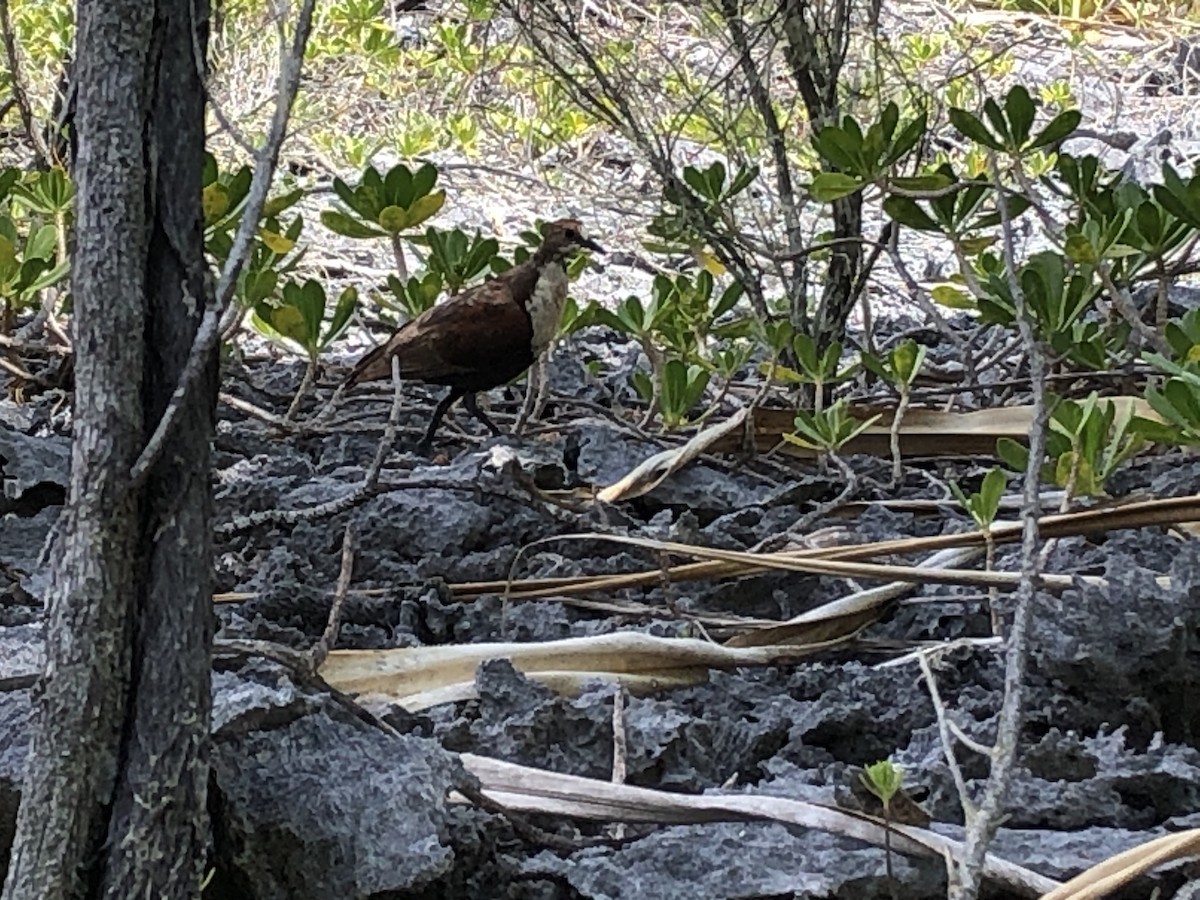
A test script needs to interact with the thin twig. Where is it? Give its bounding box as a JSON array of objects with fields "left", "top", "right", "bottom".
[
  {"left": 215, "top": 354, "right": 405, "bottom": 535},
  {"left": 284, "top": 359, "right": 316, "bottom": 422},
  {"left": 218, "top": 390, "right": 291, "bottom": 428},
  {"left": 307, "top": 522, "right": 357, "bottom": 674},
  {"left": 918, "top": 653, "right": 975, "bottom": 823},
  {"left": 1098, "top": 263, "right": 1171, "bottom": 356},
  {"left": 611, "top": 688, "right": 627, "bottom": 785}
]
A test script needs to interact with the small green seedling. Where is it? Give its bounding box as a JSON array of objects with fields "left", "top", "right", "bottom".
[
  {"left": 417, "top": 226, "right": 499, "bottom": 295},
  {"left": 253, "top": 279, "right": 359, "bottom": 418},
  {"left": 861, "top": 759, "right": 905, "bottom": 882},
  {"left": 767, "top": 333, "right": 858, "bottom": 413},
  {"left": 996, "top": 393, "right": 1144, "bottom": 500},
  {"left": 385, "top": 270, "right": 444, "bottom": 320},
  {"left": 784, "top": 398, "right": 880, "bottom": 463},
  {"left": 950, "top": 466, "right": 1008, "bottom": 634},
  {"left": 950, "top": 467, "right": 1008, "bottom": 532},
  {"left": 863, "top": 339, "right": 927, "bottom": 484}
]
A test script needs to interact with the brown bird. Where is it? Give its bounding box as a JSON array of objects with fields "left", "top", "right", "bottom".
[{"left": 345, "top": 218, "right": 604, "bottom": 451}]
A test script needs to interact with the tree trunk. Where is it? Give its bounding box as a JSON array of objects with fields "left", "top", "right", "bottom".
[{"left": 2, "top": 1, "right": 215, "bottom": 898}]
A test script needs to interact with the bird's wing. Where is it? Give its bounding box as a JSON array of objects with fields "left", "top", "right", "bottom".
[{"left": 345, "top": 277, "right": 532, "bottom": 386}]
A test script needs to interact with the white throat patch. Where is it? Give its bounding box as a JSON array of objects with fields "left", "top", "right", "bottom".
[{"left": 528, "top": 261, "right": 569, "bottom": 352}]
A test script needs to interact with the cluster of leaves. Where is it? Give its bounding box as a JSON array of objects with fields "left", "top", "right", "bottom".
[
  {"left": 0, "top": 168, "right": 72, "bottom": 331},
  {"left": 998, "top": 394, "right": 1145, "bottom": 499},
  {"left": 878, "top": 86, "right": 1200, "bottom": 378},
  {"left": 7, "top": 0, "right": 74, "bottom": 118},
  {"left": 384, "top": 227, "right": 499, "bottom": 317},
  {"left": 199, "top": 153, "right": 357, "bottom": 366},
  {"left": 1139, "top": 310, "right": 1200, "bottom": 446},
  {"left": 304, "top": 0, "right": 597, "bottom": 163},
  {"left": 587, "top": 267, "right": 748, "bottom": 428},
  {"left": 318, "top": 162, "right": 594, "bottom": 333},
  {"left": 819, "top": 83, "right": 1200, "bottom": 490},
  {"left": 646, "top": 160, "right": 759, "bottom": 266},
  {"left": 203, "top": 154, "right": 306, "bottom": 307},
  {"left": 321, "top": 161, "right": 445, "bottom": 242}
]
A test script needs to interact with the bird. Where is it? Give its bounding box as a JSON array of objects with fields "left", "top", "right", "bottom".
[{"left": 344, "top": 218, "right": 604, "bottom": 451}]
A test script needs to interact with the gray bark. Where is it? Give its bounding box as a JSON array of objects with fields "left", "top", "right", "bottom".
[{"left": 1, "top": 0, "right": 215, "bottom": 898}]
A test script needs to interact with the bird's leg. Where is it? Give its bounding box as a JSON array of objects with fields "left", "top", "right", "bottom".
[
  {"left": 461, "top": 391, "right": 503, "bottom": 437},
  {"left": 419, "top": 388, "right": 466, "bottom": 454},
  {"left": 514, "top": 353, "right": 548, "bottom": 435}
]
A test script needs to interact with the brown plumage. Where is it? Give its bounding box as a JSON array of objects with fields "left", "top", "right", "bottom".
[{"left": 345, "top": 218, "right": 604, "bottom": 450}]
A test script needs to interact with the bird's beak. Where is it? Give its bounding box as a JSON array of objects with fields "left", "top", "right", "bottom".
[{"left": 578, "top": 235, "right": 605, "bottom": 254}]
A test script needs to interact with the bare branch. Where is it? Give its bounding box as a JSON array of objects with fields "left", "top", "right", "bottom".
[
  {"left": 0, "top": 0, "right": 51, "bottom": 168},
  {"left": 953, "top": 154, "right": 1051, "bottom": 899}
]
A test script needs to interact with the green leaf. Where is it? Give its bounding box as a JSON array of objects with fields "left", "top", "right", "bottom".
[
  {"left": 1004, "top": 85, "right": 1036, "bottom": 147},
  {"left": 202, "top": 183, "right": 230, "bottom": 224},
  {"left": 323, "top": 286, "right": 358, "bottom": 349},
  {"left": 225, "top": 166, "right": 253, "bottom": 211},
  {"left": 968, "top": 194, "right": 1032, "bottom": 230},
  {"left": 320, "top": 210, "right": 386, "bottom": 239},
  {"left": 890, "top": 340, "right": 925, "bottom": 384},
  {"left": 26, "top": 224, "right": 58, "bottom": 261},
  {"left": 1064, "top": 233, "right": 1098, "bottom": 265},
  {"left": 890, "top": 174, "right": 954, "bottom": 193},
  {"left": 23, "top": 258, "right": 69, "bottom": 295},
  {"left": 202, "top": 153, "right": 218, "bottom": 187},
  {"left": 1028, "top": 109, "right": 1082, "bottom": 150},
  {"left": 726, "top": 164, "right": 759, "bottom": 198},
  {"left": 256, "top": 302, "right": 308, "bottom": 348},
  {"left": 283, "top": 279, "right": 326, "bottom": 347},
  {"left": 713, "top": 283, "right": 744, "bottom": 318},
  {"left": 883, "top": 196, "right": 941, "bottom": 232},
  {"left": 704, "top": 161, "right": 727, "bottom": 200},
  {"left": 630, "top": 370, "right": 654, "bottom": 401},
  {"left": 860, "top": 351, "right": 888, "bottom": 380},
  {"left": 957, "top": 235, "right": 996, "bottom": 256},
  {"left": 264, "top": 188, "right": 305, "bottom": 217},
  {"left": 949, "top": 108, "right": 1004, "bottom": 151},
  {"left": 879, "top": 102, "right": 899, "bottom": 143},
  {"left": 765, "top": 363, "right": 807, "bottom": 384},
  {"left": 0, "top": 233, "right": 17, "bottom": 283},
  {"left": 883, "top": 111, "right": 927, "bottom": 167},
  {"left": 683, "top": 165, "right": 712, "bottom": 200},
  {"left": 1131, "top": 414, "right": 1186, "bottom": 446},
  {"left": 616, "top": 296, "right": 645, "bottom": 333},
  {"left": 385, "top": 164, "right": 416, "bottom": 209},
  {"left": 811, "top": 173, "right": 864, "bottom": 202},
  {"left": 332, "top": 177, "right": 369, "bottom": 219},
  {"left": 378, "top": 205, "right": 409, "bottom": 232},
  {"left": 792, "top": 333, "right": 819, "bottom": 375},
  {"left": 412, "top": 162, "right": 439, "bottom": 200},
  {"left": 977, "top": 467, "right": 1007, "bottom": 523},
  {"left": 1134, "top": 200, "right": 1165, "bottom": 248},
  {"left": 982, "top": 97, "right": 1011, "bottom": 147},
  {"left": 404, "top": 190, "right": 445, "bottom": 229},
  {"left": 995, "top": 437, "right": 1029, "bottom": 472},
  {"left": 931, "top": 285, "right": 975, "bottom": 309},
  {"left": 815, "top": 127, "right": 863, "bottom": 172},
  {"left": 861, "top": 760, "right": 904, "bottom": 805}
]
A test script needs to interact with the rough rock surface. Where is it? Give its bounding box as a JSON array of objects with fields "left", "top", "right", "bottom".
[{"left": 3, "top": 309, "right": 1200, "bottom": 899}]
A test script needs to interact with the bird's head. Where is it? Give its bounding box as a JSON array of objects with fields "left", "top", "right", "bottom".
[{"left": 539, "top": 218, "right": 605, "bottom": 262}]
